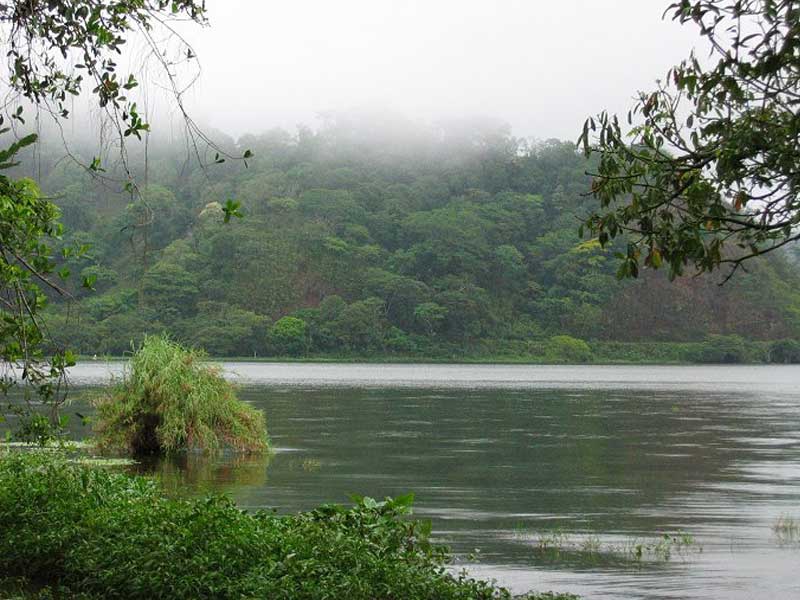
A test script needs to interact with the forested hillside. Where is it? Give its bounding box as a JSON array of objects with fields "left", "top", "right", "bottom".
[{"left": 26, "top": 116, "right": 800, "bottom": 360}]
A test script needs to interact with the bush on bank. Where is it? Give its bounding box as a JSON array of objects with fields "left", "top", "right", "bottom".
[
  {"left": 768, "top": 339, "right": 800, "bottom": 363},
  {"left": 0, "top": 453, "right": 577, "bottom": 600},
  {"left": 93, "top": 335, "right": 268, "bottom": 455}
]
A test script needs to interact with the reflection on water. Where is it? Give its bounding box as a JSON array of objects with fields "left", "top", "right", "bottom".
[
  {"left": 132, "top": 452, "right": 272, "bottom": 497},
  {"left": 32, "top": 365, "right": 800, "bottom": 598}
]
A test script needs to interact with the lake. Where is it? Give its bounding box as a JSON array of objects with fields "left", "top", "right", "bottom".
[{"left": 45, "top": 363, "right": 800, "bottom": 598}]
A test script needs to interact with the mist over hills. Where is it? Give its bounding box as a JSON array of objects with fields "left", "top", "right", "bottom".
[{"left": 24, "top": 114, "right": 800, "bottom": 359}]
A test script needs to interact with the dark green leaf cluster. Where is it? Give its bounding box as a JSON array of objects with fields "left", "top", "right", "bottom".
[
  {"left": 0, "top": 452, "right": 577, "bottom": 600},
  {"left": 0, "top": 129, "right": 83, "bottom": 442},
  {"left": 2, "top": 0, "right": 206, "bottom": 131},
  {"left": 579, "top": 0, "right": 800, "bottom": 281}
]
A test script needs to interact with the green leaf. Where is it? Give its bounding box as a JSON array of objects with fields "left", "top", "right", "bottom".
[
  {"left": 222, "top": 199, "right": 243, "bottom": 223},
  {"left": 650, "top": 248, "right": 663, "bottom": 268},
  {"left": 0, "top": 134, "right": 38, "bottom": 169},
  {"left": 82, "top": 275, "right": 97, "bottom": 291}
]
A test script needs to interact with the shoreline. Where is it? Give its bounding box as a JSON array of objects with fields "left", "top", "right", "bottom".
[
  {"left": 67, "top": 337, "right": 798, "bottom": 367},
  {"left": 75, "top": 355, "right": 787, "bottom": 366}
]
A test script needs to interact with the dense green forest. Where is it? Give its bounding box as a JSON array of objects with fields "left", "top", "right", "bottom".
[{"left": 23, "top": 115, "right": 800, "bottom": 361}]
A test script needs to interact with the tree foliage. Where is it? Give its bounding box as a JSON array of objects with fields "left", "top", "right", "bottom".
[
  {"left": 0, "top": 0, "right": 236, "bottom": 438},
  {"left": 2, "top": 0, "right": 207, "bottom": 138},
  {"left": 579, "top": 0, "right": 800, "bottom": 281},
  {"left": 0, "top": 130, "right": 81, "bottom": 439},
  {"left": 30, "top": 116, "right": 800, "bottom": 358},
  {"left": 268, "top": 316, "right": 309, "bottom": 356}
]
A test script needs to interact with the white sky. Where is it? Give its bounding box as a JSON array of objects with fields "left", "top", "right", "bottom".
[{"left": 157, "top": 1, "right": 704, "bottom": 140}]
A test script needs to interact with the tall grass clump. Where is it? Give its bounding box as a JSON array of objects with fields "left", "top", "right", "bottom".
[{"left": 94, "top": 335, "right": 268, "bottom": 455}]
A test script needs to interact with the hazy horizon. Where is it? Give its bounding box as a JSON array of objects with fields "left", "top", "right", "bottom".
[{"left": 167, "top": 0, "right": 702, "bottom": 141}]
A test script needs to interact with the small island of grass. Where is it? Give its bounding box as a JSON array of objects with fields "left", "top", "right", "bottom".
[{"left": 94, "top": 335, "right": 268, "bottom": 455}]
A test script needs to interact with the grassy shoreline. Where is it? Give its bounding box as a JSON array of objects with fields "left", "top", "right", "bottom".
[
  {"left": 79, "top": 354, "right": 700, "bottom": 365},
  {"left": 76, "top": 338, "right": 799, "bottom": 366}
]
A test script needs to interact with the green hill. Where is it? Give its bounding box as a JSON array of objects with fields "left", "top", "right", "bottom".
[{"left": 27, "top": 115, "right": 800, "bottom": 361}]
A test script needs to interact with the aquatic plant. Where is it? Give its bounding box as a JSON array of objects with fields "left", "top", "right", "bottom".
[
  {"left": 526, "top": 529, "right": 700, "bottom": 567},
  {"left": 772, "top": 515, "right": 800, "bottom": 544},
  {"left": 579, "top": 535, "right": 602, "bottom": 556},
  {"left": 0, "top": 452, "right": 578, "bottom": 600},
  {"left": 93, "top": 335, "right": 268, "bottom": 454}
]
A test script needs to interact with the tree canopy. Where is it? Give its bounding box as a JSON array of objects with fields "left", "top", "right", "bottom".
[{"left": 31, "top": 117, "right": 800, "bottom": 361}]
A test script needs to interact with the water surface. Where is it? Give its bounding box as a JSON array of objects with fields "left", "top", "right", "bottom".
[{"left": 58, "top": 364, "right": 800, "bottom": 598}]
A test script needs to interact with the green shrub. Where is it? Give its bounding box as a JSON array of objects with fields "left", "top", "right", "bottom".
[
  {"left": 94, "top": 335, "right": 268, "bottom": 454},
  {"left": 695, "top": 335, "right": 759, "bottom": 364},
  {"left": 268, "top": 316, "right": 309, "bottom": 356},
  {"left": 588, "top": 341, "right": 701, "bottom": 364},
  {"left": 0, "top": 453, "right": 578, "bottom": 600},
  {"left": 546, "top": 335, "right": 593, "bottom": 363},
  {"left": 769, "top": 339, "right": 800, "bottom": 364},
  {"left": 385, "top": 326, "right": 418, "bottom": 353}
]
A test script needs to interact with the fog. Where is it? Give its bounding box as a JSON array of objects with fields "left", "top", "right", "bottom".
[{"left": 165, "top": 0, "right": 703, "bottom": 140}]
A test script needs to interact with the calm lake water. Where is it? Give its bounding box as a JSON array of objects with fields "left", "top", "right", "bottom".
[{"left": 44, "top": 364, "right": 800, "bottom": 598}]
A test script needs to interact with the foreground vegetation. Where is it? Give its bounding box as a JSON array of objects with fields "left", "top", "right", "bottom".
[
  {"left": 94, "top": 336, "right": 268, "bottom": 454},
  {"left": 0, "top": 452, "right": 576, "bottom": 600}
]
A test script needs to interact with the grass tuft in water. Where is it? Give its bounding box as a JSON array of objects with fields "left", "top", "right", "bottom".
[
  {"left": 772, "top": 515, "right": 800, "bottom": 544},
  {"left": 93, "top": 335, "right": 268, "bottom": 455},
  {"left": 522, "top": 528, "right": 701, "bottom": 567}
]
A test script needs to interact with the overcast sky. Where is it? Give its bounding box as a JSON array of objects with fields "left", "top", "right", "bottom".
[{"left": 158, "top": 1, "right": 704, "bottom": 141}]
